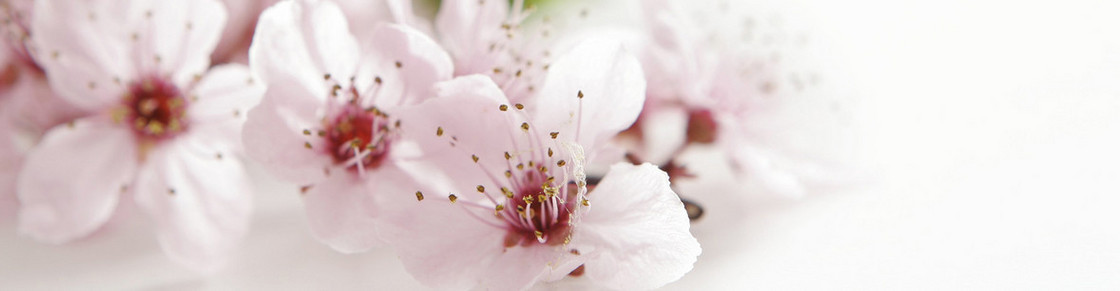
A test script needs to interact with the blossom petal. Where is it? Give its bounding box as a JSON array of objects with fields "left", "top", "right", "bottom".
[
  {"left": 335, "top": 0, "right": 431, "bottom": 39},
  {"left": 147, "top": 0, "right": 227, "bottom": 85},
  {"left": 730, "top": 144, "right": 809, "bottom": 197},
  {"left": 31, "top": 0, "right": 135, "bottom": 110},
  {"left": 435, "top": 0, "right": 507, "bottom": 71},
  {"left": 242, "top": 72, "right": 332, "bottom": 185},
  {"left": 572, "top": 163, "right": 700, "bottom": 290},
  {"left": 133, "top": 135, "right": 252, "bottom": 272},
  {"left": 301, "top": 170, "right": 387, "bottom": 253},
  {"left": 16, "top": 117, "right": 138, "bottom": 243},
  {"left": 380, "top": 196, "right": 560, "bottom": 290},
  {"left": 249, "top": 0, "right": 360, "bottom": 91},
  {"left": 530, "top": 39, "right": 646, "bottom": 160},
  {"left": 638, "top": 105, "right": 688, "bottom": 164},
  {"left": 188, "top": 63, "right": 265, "bottom": 150},
  {"left": 394, "top": 75, "right": 523, "bottom": 195},
  {"left": 355, "top": 23, "right": 453, "bottom": 109}
]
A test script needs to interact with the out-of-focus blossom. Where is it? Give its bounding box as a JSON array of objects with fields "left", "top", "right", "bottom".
[
  {"left": 334, "top": 0, "right": 431, "bottom": 38},
  {"left": 383, "top": 39, "right": 698, "bottom": 290},
  {"left": 18, "top": 0, "right": 263, "bottom": 271},
  {"left": 433, "top": 0, "right": 556, "bottom": 104},
  {"left": 212, "top": 0, "right": 429, "bottom": 65},
  {"left": 0, "top": 0, "right": 83, "bottom": 220},
  {"left": 243, "top": 0, "right": 452, "bottom": 253},
  {"left": 624, "top": 0, "right": 826, "bottom": 196}
]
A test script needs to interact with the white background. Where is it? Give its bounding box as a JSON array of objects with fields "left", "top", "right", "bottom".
[{"left": 3, "top": 0, "right": 1120, "bottom": 289}]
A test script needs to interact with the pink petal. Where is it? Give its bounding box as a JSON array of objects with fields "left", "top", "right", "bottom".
[
  {"left": 572, "top": 163, "right": 701, "bottom": 290},
  {"left": 301, "top": 170, "right": 387, "bottom": 253},
  {"left": 356, "top": 23, "right": 453, "bottom": 108},
  {"left": 151, "top": 0, "right": 228, "bottom": 86},
  {"left": 249, "top": 0, "right": 360, "bottom": 91},
  {"left": 393, "top": 75, "right": 520, "bottom": 194},
  {"left": 1, "top": 71, "right": 85, "bottom": 135},
  {"left": 187, "top": 63, "right": 265, "bottom": 149},
  {"left": 31, "top": 0, "right": 136, "bottom": 110},
  {"left": 530, "top": 39, "right": 646, "bottom": 160},
  {"left": 17, "top": 117, "right": 138, "bottom": 243},
  {"left": 729, "top": 144, "right": 809, "bottom": 197},
  {"left": 242, "top": 72, "right": 332, "bottom": 185},
  {"left": 380, "top": 195, "right": 560, "bottom": 290},
  {"left": 336, "top": 0, "right": 431, "bottom": 39},
  {"left": 435, "top": 0, "right": 507, "bottom": 72},
  {"left": 133, "top": 135, "right": 252, "bottom": 272}
]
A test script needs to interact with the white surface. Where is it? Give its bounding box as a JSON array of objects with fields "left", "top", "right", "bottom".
[{"left": 4, "top": 0, "right": 1120, "bottom": 289}]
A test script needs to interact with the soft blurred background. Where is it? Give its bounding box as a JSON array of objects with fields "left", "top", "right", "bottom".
[{"left": 3, "top": 0, "right": 1120, "bottom": 289}]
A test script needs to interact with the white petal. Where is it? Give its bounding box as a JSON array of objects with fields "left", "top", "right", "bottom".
[
  {"left": 573, "top": 163, "right": 700, "bottom": 290},
  {"left": 302, "top": 170, "right": 384, "bottom": 253},
  {"left": 393, "top": 75, "right": 521, "bottom": 194},
  {"left": 335, "top": 0, "right": 431, "bottom": 39},
  {"left": 355, "top": 23, "right": 453, "bottom": 109},
  {"left": 435, "top": 0, "right": 507, "bottom": 66},
  {"left": 242, "top": 72, "right": 332, "bottom": 185},
  {"left": 249, "top": 0, "right": 360, "bottom": 91},
  {"left": 142, "top": 0, "right": 228, "bottom": 85},
  {"left": 380, "top": 195, "right": 559, "bottom": 290},
  {"left": 31, "top": 0, "right": 135, "bottom": 110},
  {"left": 638, "top": 105, "right": 688, "bottom": 164},
  {"left": 730, "top": 144, "right": 808, "bottom": 197},
  {"left": 134, "top": 135, "right": 252, "bottom": 272},
  {"left": 188, "top": 63, "right": 265, "bottom": 150},
  {"left": 531, "top": 39, "right": 646, "bottom": 161},
  {"left": 17, "top": 117, "right": 138, "bottom": 243}
]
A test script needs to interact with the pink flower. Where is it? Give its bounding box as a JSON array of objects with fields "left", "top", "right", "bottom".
[
  {"left": 433, "top": 0, "right": 557, "bottom": 103},
  {"left": 242, "top": 0, "right": 452, "bottom": 253},
  {"left": 17, "top": 0, "right": 263, "bottom": 271},
  {"left": 383, "top": 40, "right": 699, "bottom": 290},
  {"left": 627, "top": 0, "right": 821, "bottom": 196}
]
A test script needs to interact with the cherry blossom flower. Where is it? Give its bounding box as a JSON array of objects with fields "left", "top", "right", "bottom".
[
  {"left": 624, "top": 0, "right": 825, "bottom": 196},
  {"left": 382, "top": 39, "right": 699, "bottom": 290},
  {"left": 17, "top": 0, "right": 263, "bottom": 271},
  {"left": 433, "top": 0, "right": 558, "bottom": 104},
  {"left": 242, "top": 0, "right": 452, "bottom": 253}
]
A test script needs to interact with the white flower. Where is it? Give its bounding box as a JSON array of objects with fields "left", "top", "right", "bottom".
[
  {"left": 18, "top": 0, "right": 263, "bottom": 271},
  {"left": 243, "top": 0, "right": 453, "bottom": 253},
  {"left": 382, "top": 39, "right": 700, "bottom": 290}
]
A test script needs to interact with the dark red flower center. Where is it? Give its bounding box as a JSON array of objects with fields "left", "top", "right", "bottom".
[
  {"left": 325, "top": 104, "right": 393, "bottom": 171},
  {"left": 501, "top": 168, "right": 575, "bottom": 247},
  {"left": 123, "top": 77, "right": 188, "bottom": 140}
]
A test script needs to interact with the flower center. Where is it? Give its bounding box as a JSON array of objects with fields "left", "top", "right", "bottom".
[
  {"left": 686, "top": 109, "right": 718, "bottom": 144},
  {"left": 325, "top": 104, "right": 394, "bottom": 171},
  {"left": 500, "top": 165, "right": 575, "bottom": 247},
  {"left": 122, "top": 77, "right": 188, "bottom": 139}
]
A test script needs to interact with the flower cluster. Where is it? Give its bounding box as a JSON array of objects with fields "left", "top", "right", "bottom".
[{"left": 1, "top": 0, "right": 829, "bottom": 289}]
